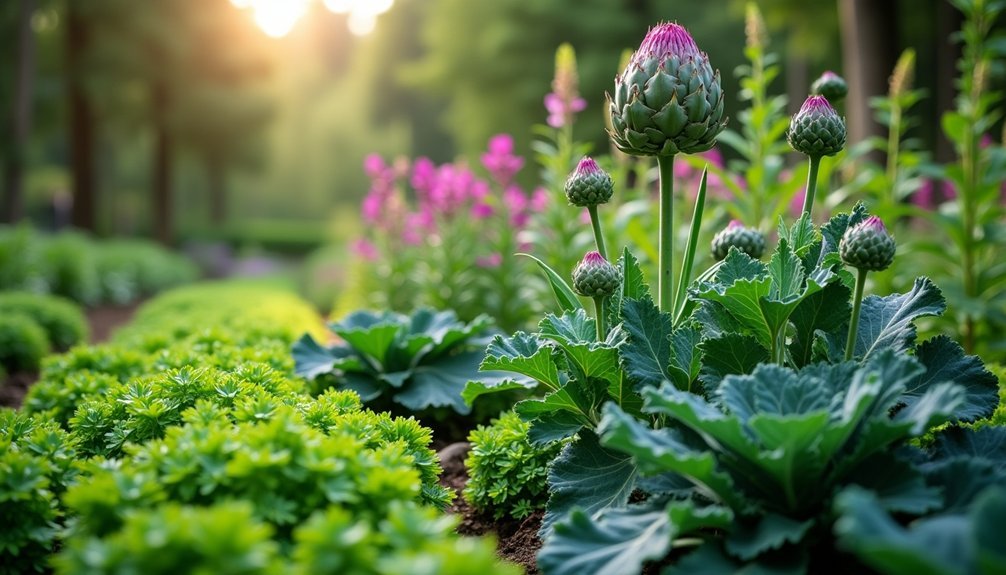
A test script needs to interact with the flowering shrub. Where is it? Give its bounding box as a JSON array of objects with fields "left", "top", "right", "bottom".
[{"left": 342, "top": 138, "right": 549, "bottom": 332}]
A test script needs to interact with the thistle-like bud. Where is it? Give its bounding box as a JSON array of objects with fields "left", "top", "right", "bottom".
[
  {"left": 787, "top": 95, "right": 846, "bottom": 157},
  {"left": 811, "top": 71, "right": 848, "bottom": 102},
  {"left": 565, "top": 157, "right": 614, "bottom": 207},
  {"left": 840, "top": 216, "right": 896, "bottom": 271},
  {"left": 608, "top": 22, "right": 726, "bottom": 157},
  {"left": 572, "top": 251, "right": 620, "bottom": 298},
  {"left": 711, "top": 220, "right": 765, "bottom": 261}
]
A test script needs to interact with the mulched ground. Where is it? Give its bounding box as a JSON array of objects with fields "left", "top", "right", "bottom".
[
  {"left": 438, "top": 441, "right": 543, "bottom": 574},
  {"left": 0, "top": 302, "right": 140, "bottom": 410}
]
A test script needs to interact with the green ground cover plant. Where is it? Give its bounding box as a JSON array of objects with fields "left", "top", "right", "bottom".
[
  {"left": 0, "top": 292, "right": 88, "bottom": 352},
  {"left": 3, "top": 281, "right": 519, "bottom": 574}
]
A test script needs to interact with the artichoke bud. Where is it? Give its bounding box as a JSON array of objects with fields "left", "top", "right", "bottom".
[
  {"left": 711, "top": 220, "right": 765, "bottom": 261},
  {"left": 608, "top": 22, "right": 726, "bottom": 157},
  {"left": 811, "top": 71, "right": 848, "bottom": 102},
  {"left": 787, "top": 95, "right": 846, "bottom": 157},
  {"left": 565, "top": 157, "right": 614, "bottom": 207},
  {"left": 840, "top": 216, "right": 896, "bottom": 271},
  {"left": 572, "top": 251, "right": 620, "bottom": 298}
]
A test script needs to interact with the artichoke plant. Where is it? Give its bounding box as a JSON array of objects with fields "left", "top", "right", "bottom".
[
  {"left": 608, "top": 22, "right": 726, "bottom": 313},
  {"left": 788, "top": 94, "right": 847, "bottom": 220},
  {"left": 711, "top": 220, "right": 765, "bottom": 261},
  {"left": 608, "top": 22, "right": 726, "bottom": 156},
  {"left": 572, "top": 251, "right": 620, "bottom": 339},
  {"left": 841, "top": 215, "right": 897, "bottom": 360},
  {"left": 566, "top": 156, "right": 614, "bottom": 258},
  {"left": 811, "top": 70, "right": 848, "bottom": 102}
]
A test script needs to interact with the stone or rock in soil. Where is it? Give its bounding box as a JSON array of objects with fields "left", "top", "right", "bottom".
[{"left": 438, "top": 441, "right": 543, "bottom": 574}]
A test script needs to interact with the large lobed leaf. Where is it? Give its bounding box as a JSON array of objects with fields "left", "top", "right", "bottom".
[{"left": 845, "top": 277, "right": 946, "bottom": 361}]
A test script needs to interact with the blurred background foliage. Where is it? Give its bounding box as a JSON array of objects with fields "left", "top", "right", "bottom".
[{"left": 0, "top": 0, "right": 973, "bottom": 243}]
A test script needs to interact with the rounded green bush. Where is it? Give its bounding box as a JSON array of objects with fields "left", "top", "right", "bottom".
[
  {"left": 0, "top": 291, "right": 88, "bottom": 351},
  {"left": 0, "top": 314, "right": 51, "bottom": 373}
]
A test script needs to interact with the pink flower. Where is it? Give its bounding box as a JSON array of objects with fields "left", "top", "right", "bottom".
[
  {"left": 481, "top": 134, "right": 525, "bottom": 187},
  {"left": 363, "top": 154, "right": 386, "bottom": 178},
  {"left": 545, "top": 92, "right": 587, "bottom": 128},
  {"left": 352, "top": 238, "right": 379, "bottom": 261},
  {"left": 476, "top": 253, "right": 503, "bottom": 268},
  {"left": 631, "top": 22, "right": 702, "bottom": 67},
  {"left": 580, "top": 208, "right": 592, "bottom": 224},
  {"left": 530, "top": 187, "right": 550, "bottom": 212},
  {"left": 361, "top": 192, "right": 384, "bottom": 223},
  {"left": 411, "top": 157, "right": 437, "bottom": 198},
  {"left": 912, "top": 180, "right": 957, "bottom": 210},
  {"left": 471, "top": 201, "right": 494, "bottom": 219}
]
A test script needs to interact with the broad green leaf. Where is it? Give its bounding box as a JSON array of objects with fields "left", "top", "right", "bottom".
[
  {"left": 717, "top": 364, "right": 830, "bottom": 422},
  {"left": 618, "top": 297, "right": 675, "bottom": 389},
  {"left": 519, "top": 253, "right": 584, "bottom": 313},
  {"left": 527, "top": 410, "right": 586, "bottom": 445},
  {"left": 850, "top": 277, "right": 946, "bottom": 361},
  {"left": 514, "top": 387, "right": 588, "bottom": 420},
  {"left": 835, "top": 487, "right": 971, "bottom": 575},
  {"left": 538, "top": 505, "right": 673, "bottom": 575},
  {"left": 788, "top": 281, "right": 851, "bottom": 368},
  {"left": 973, "top": 488, "right": 1006, "bottom": 575},
  {"left": 724, "top": 513, "right": 814, "bottom": 560},
  {"left": 696, "top": 276, "right": 774, "bottom": 348},
  {"left": 929, "top": 426, "right": 1006, "bottom": 475},
  {"left": 892, "top": 381, "right": 964, "bottom": 435},
  {"left": 667, "top": 544, "right": 807, "bottom": 575},
  {"left": 397, "top": 350, "right": 491, "bottom": 414},
  {"left": 712, "top": 249, "right": 769, "bottom": 288},
  {"left": 461, "top": 379, "right": 534, "bottom": 407},
  {"left": 539, "top": 309, "right": 596, "bottom": 344},
  {"left": 778, "top": 213, "right": 817, "bottom": 256},
  {"left": 670, "top": 325, "right": 703, "bottom": 391},
  {"left": 599, "top": 401, "right": 746, "bottom": 509},
  {"left": 292, "top": 334, "right": 336, "bottom": 379},
  {"left": 539, "top": 498, "right": 734, "bottom": 575},
  {"left": 479, "top": 332, "right": 562, "bottom": 390},
  {"left": 620, "top": 248, "right": 650, "bottom": 302},
  {"left": 767, "top": 239, "right": 805, "bottom": 301},
  {"left": 906, "top": 336, "right": 999, "bottom": 423},
  {"left": 698, "top": 333, "right": 769, "bottom": 391},
  {"left": 922, "top": 458, "right": 1004, "bottom": 513},
  {"left": 843, "top": 454, "right": 943, "bottom": 514},
  {"left": 542, "top": 431, "right": 639, "bottom": 536},
  {"left": 330, "top": 310, "right": 403, "bottom": 365}
]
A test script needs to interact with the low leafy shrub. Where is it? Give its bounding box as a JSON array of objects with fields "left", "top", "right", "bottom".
[
  {"left": 0, "top": 409, "right": 79, "bottom": 575},
  {"left": 0, "top": 291, "right": 88, "bottom": 351},
  {"left": 0, "top": 313, "right": 50, "bottom": 373},
  {"left": 54, "top": 501, "right": 283, "bottom": 575},
  {"left": 0, "top": 224, "right": 198, "bottom": 305},
  {"left": 464, "top": 410, "right": 563, "bottom": 520},
  {"left": 294, "top": 309, "right": 514, "bottom": 416}
]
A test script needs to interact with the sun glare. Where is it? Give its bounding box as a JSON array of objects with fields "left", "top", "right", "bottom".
[{"left": 232, "top": 0, "right": 394, "bottom": 38}]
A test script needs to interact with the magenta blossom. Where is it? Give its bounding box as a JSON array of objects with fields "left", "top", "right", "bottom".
[
  {"left": 471, "top": 201, "right": 494, "bottom": 220},
  {"left": 530, "top": 187, "right": 550, "bottom": 212},
  {"left": 545, "top": 92, "right": 587, "bottom": 128},
  {"left": 476, "top": 253, "right": 503, "bottom": 268},
  {"left": 481, "top": 134, "right": 525, "bottom": 186},
  {"left": 631, "top": 22, "right": 701, "bottom": 67}
]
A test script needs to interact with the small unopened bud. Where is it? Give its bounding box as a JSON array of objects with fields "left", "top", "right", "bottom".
[
  {"left": 839, "top": 216, "right": 896, "bottom": 271},
  {"left": 811, "top": 71, "right": 848, "bottom": 102},
  {"left": 711, "top": 220, "right": 765, "bottom": 261},
  {"left": 787, "top": 95, "right": 846, "bottom": 158},
  {"left": 572, "top": 251, "right": 620, "bottom": 298},
  {"left": 565, "top": 157, "right": 614, "bottom": 207}
]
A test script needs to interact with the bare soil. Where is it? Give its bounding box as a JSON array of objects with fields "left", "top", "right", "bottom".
[{"left": 438, "top": 441, "right": 543, "bottom": 574}]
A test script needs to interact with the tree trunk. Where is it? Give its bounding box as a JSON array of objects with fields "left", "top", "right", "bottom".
[
  {"left": 3, "top": 0, "right": 36, "bottom": 223},
  {"left": 152, "top": 81, "right": 173, "bottom": 245},
  {"left": 67, "top": 1, "right": 97, "bottom": 231},
  {"left": 935, "top": 1, "right": 964, "bottom": 164},
  {"left": 207, "top": 157, "right": 227, "bottom": 225},
  {"left": 838, "top": 0, "right": 899, "bottom": 153}
]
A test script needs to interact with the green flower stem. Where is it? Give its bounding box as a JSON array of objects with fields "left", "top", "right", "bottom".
[
  {"left": 657, "top": 154, "right": 676, "bottom": 312},
  {"left": 593, "top": 296, "right": 608, "bottom": 341},
  {"left": 845, "top": 268, "right": 868, "bottom": 361},
  {"left": 672, "top": 169, "right": 707, "bottom": 322},
  {"left": 586, "top": 205, "right": 608, "bottom": 260},
  {"left": 801, "top": 155, "right": 822, "bottom": 218}
]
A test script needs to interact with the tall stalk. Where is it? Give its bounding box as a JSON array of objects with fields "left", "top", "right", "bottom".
[{"left": 657, "top": 155, "right": 676, "bottom": 312}]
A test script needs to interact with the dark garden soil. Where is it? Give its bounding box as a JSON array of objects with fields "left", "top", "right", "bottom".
[
  {"left": 0, "top": 302, "right": 140, "bottom": 410},
  {"left": 438, "top": 442, "right": 543, "bottom": 574}
]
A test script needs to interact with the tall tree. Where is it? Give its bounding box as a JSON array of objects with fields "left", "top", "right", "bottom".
[
  {"left": 839, "top": 0, "right": 899, "bottom": 150},
  {"left": 2, "top": 0, "right": 38, "bottom": 223},
  {"left": 67, "top": 0, "right": 98, "bottom": 231}
]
